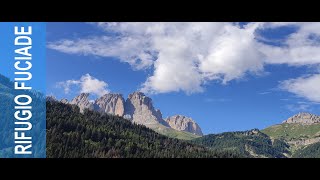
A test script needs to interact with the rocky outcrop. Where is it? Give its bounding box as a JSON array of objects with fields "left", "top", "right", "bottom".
[
  {"left": 60, "top": 98, "right": 69, "bottom": 104},
  {"left": 283, "top": 112, "right": 320, "bottom": 125},
  {"left": 165, "top": 115, "right": 203, "bottom": 136},
  {"left": 124, "top": 92, "right": 168, "bottom": 126},
  {"left": 46, "top": 96, "right": 57, "bottom": 102},
  {"left": 95, "top": 93, "right": 125, "bottom": 116},
  {"left": 63, "top": 91, "right": 203, "bottom": 137},
  {"left": 70, "top": 93, "right": 95, "bottom": 113},
  {"left": 243, "top": 128, "right": 261, "bottom": 136},
  {"left": 288, "top": 137, "right": 320, "bottom": 147}
]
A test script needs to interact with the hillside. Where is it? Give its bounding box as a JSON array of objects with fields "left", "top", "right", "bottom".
[
  {"left": 46, "top": 101, "right": 240, "bottom": 158},
  {"left": 0, "top": 74, "right": 46, "bottom": 158},
  {"left": 292, "top": 142, "right": 320, "bottom": 158},
  {"left": 192, "top": 129, "right": 289, "bottom": 158},
  {"left": 262, "top": 123, "right": 320, "bottom": 142},
  {"left": 62, "top": 92, "right": 202, "bottom": 140},
  {"left": 262, "top": 113, "right": 320, "bottom": 154},
  {"left": 146, "top": 123, "right": 200, "bottom": 140}
]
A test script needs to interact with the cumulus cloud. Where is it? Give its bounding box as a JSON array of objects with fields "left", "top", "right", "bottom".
[
  {"left": 199, "top": 24, "right": 264, "bottom": 83},
  {"left": 49, "top": 22, "right": 320, "bottom": 98},
  {"left": 57, "top": 74, "right": 109, "bottom": 97},
  {"left": 258, "top": 22, "right": 320, "bottom": 65},
  {"left": 280, "top": 74, "right": 320, "bottom": 103},
  {"left": 48, "top": 36, "right": 154, "bottom": 70}
]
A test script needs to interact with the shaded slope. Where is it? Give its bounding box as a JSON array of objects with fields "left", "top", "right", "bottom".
[
  {"left": 292, "top": 142, "right": 320, "bottom": 158},
  {"left": 0, "top": 74, "right": 46, "bottom": 157},
  {"left": 46, "top": 101, "right": 240, "bottom": 158},
  {"left": 262, "top": 123, "right": 320, "bottom": 154},
  {"left": 192, "top": 129, "right": 289, "bottom": 158}
]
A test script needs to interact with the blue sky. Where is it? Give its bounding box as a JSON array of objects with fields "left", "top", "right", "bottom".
[
  {"left": 0, "top": 22, "right": 46, "bottom": 93},
  {"left": 47, "top": 22, "right": 320, "bottom": 134}
]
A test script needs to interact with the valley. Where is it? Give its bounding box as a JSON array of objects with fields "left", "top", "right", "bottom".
[{"left": 48, "top": 88, "right": 320, "bottom": 158}]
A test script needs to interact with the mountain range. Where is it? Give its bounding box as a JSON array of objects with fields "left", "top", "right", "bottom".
[
  {"left": 262, "top": 112, "right": 320, "bottom": 157},
  {"left": 193, "top": 112, "right": 320, "bottom": 158},
  {"left": 46, "top": 97, "right": 320, "bottom": 158},
  {"left": 48, "top": 92, "right": 203, "bottom": 139},
  {"left": 46, "top": 100, "right": 238, "bottom": 158},
  {"left": 2, "top": 73, "right": 319, "bottom": 158},
  {"left": 48, "top": 90, "right": 320, "bottom": 158}
]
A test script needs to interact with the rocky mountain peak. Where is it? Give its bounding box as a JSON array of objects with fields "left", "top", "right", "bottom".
[
  {"left": 76, "top": 93, "right": 90, "bottom": 100},
  {"left": 243, "top": 128, "right": 261, "bottom": 136},
  {"left": 60, "top": 98, "right": 69, "bottom": 104},
  {"left": 70, "top": 93, "right": 94, "bottom": 113},
  {"left": 46, "top": 95, "right": 57, "bottom": 102},
  {"left": 60, "top": 91, "right": 203, "bottom": 137},
  {"left": 125, "top": 92, "right": 168, "bottom": 126},
  {"left": 283, "top": 112, "right": 320, "bottom": 125},
  {"left": 129, "top": 91, "right": 145, "bottom": 97},
  {"left": 95, "top": 93, "right": 125, "bottom": 116},
  {"left": 165, "top": 115, "right": 203, "bottom": 136},
  {"left": 127, "top": 92, "right": 152, "bottom": 107}
]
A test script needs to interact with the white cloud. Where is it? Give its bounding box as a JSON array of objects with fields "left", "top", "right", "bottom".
[
  {"left": 48, "top": 36, "right": 154, "bottom": 70},
  {"left": 199, "top": 23, "right": 264, "bottom": 83},
  {"left": 260, "top": 44, "right": 320, "bottom": 66},
  {"left": 259, "top": 22, "right": 320, "bottom": 66},
  {"left": 57, "top": 74, "right": 109, "bottom": 97},
  {"left": 141, "top": 52, "right": 204, "bottom": 94},
  {"left": 285, "top": 104, "right": 311, "bottom": 112},
  {"left": 280, "top": 74, "right": 320, "bottom": 103},
  {"left": 57, "top": 79, "right": 80, "bottom": 94},
  {"left": 49, "top": 22, "right": 320, "bottom": 96}
]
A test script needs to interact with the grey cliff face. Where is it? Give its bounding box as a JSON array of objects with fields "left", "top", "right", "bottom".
[
  {"left": 95, "top": 93, "right": 125, "bottom": 116},
  {"left": 60, "top": 98, "right": 69, "bottom": 104},
  {"left": 70, "top": 93, "right": 94, "bottom": 113},
  {"left": 66, "top": 91, "right": 203, "bottom": 136},
  {"left": 283, "top": 112, "right": 320, "bottom": 125},
  {"left": 124, "top": 92, "right": 168, "bottom": 126},
  {"left": 165, "top": 115, "right": 203, "bottom": 136}
]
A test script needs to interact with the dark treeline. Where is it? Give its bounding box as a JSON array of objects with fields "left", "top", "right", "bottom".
[
  {"left": 47, "top": 101, "right": 241, "bottom": 158},
  {"left": 192, "top": 130, "right": 290, "bottom": 158},
  {"left": 0, "top": 74, "right": 45, "bottom": 157},
  {"left": 293, "top": 142, "right": 320, "bottom": 158}
]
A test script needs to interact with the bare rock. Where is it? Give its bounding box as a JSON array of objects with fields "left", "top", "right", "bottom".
[
  {"left": 124, "top": 92, "right": 168, "bottom": 126},
  {"left": 46, "top": 96, "right": 57, "bottom": 102},
  {"left": 165, "top": 115, "right": 203, "bottom": 136},
  {"left": 288, "top": 137, "right": 320, "bottom": 147},
  {"left": 283, "top": 112, "right": 320, "bottom": 125},
  {"left": 60, "top": 98, "right": 69, "bottom": 104},
  {"left": 70, "top": 93, "right": 94, "bottom": 113},
  {"left": 95, "top": 93, "right": 125, "bottom": 116}
]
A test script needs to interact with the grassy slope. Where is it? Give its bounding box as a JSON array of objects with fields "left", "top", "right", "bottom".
[
  {"left": 262, "top": 123, "right": 320, "bottom": 155},
  {"left": 262, "top": 123, "right": 320, "bottom": 141},
  {"left": 147, "top": 123, "right": 200, "bottom": 140}
]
